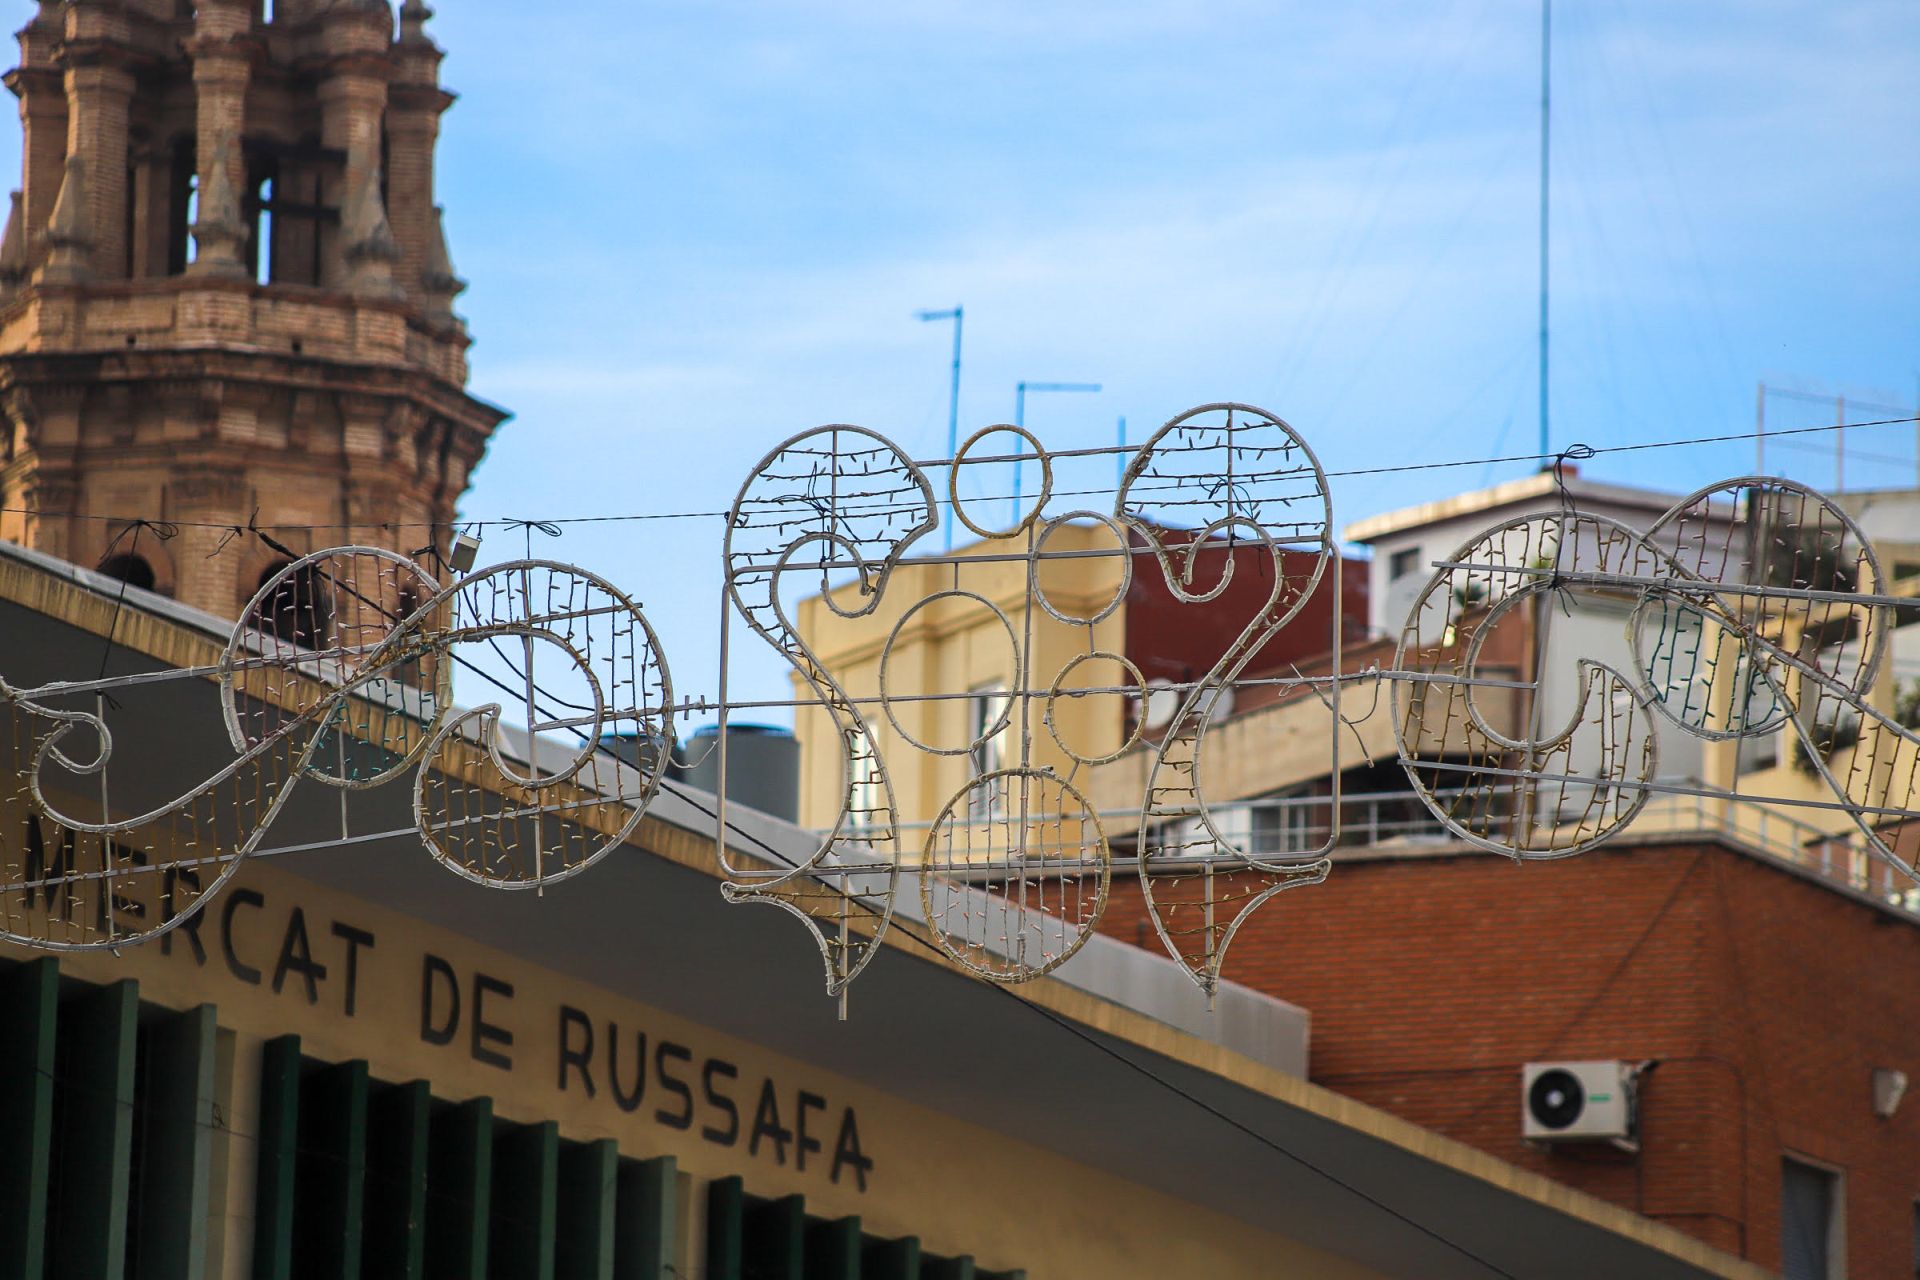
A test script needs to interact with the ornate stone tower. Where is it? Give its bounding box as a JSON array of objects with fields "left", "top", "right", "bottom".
[{"left": 0, "top": 0, "right": 505, "bottom": 616}]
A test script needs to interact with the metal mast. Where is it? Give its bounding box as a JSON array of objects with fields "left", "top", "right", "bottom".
[
  {"left": 1538, "top": 0, "right": 1552, "bottom": 460},
  {"left": 916, "top": 306, "right": 965, "bottom": 548}
]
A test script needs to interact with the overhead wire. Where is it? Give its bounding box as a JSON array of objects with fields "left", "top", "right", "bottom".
[
  {"left": 641, "top": 750, "right": 1521, "bottom": 1279},
  {"left": 1269, "top": 0, "right": 1500, "bottom": 404},
  {"left": 1310, "top": 121, "right": 1534, "bottom": 423},
  {"left": 1602, "top": 0, "right": 1746, "bottom": 404},
  {"left": 1556, "top": 0, "right": 1706, "bottom": 442},
  {"left": 0, "top": 413, "right": 1914, "bottom": 536}
]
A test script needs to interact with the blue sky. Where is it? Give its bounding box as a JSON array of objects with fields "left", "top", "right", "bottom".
[
  {"left": 425, "top": 0, "right": 1916, "bottom": 710},
  {"left": 26, "top": 1, "right": 1920, "bottom": 714}
]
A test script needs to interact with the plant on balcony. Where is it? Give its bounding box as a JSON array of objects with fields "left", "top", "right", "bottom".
[
  {"left": 1763, "top": 525, "right": 1857, "bottom": 594},
  {"left": 1451, "top": 577, "right": 1489, "bottom": 610},
  {"left": 1791, "top": 711, "right": 1862, "bottom": 777},
  {"left": 1895, "top": 678, "right": 1920, "bottom": 731}
]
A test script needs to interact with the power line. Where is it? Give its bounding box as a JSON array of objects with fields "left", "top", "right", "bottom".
[
  {"left": 650, "top": 779, "right": 1520, "bottom": 1280},
  {"left": 3, "top": 413, "right": 1916, "bottom": 535}
]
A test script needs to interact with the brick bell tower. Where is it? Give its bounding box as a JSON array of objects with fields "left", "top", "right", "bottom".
[{"left": 0, "top": 0, "right": 506, "bottom": 616}]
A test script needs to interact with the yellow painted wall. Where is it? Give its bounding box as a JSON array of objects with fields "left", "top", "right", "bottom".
[
  {"left": 1696, "top": 575, "right": 1920, "bottom": 846},
  {"left": 5, "top": 854, "right": 1391, "bottom": 1280},
  {"left": 792, "top": 525, "right": 1133, "bottom": 842}
]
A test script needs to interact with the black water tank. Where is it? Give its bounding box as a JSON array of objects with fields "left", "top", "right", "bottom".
[
  {"left": 674, "top": 723, "right": 800, "bottom": 824},
  {"left": 596, "top": 731, "right": 672, "bottom": 775}
]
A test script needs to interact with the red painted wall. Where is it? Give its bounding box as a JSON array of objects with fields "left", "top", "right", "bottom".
[{"left": 1121, "top": 528, "right": 1367, "bottom": 688}]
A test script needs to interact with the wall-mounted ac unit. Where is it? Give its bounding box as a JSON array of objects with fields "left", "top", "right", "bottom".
[{"left": 1522, "top": 1060, "right": 1638, "bottom": 1149}]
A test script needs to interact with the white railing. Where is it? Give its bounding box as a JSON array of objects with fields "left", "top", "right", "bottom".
[
  {"left": 1629, "top": 787, "right": 1920, "bottom": 915},
  {"left": 883, "top": 782, "right": 1920, "bottom": 917}
]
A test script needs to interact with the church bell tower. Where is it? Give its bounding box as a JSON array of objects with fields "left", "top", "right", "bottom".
[{"left": 0, "top": 0, "right": 506, "bottom": 616}]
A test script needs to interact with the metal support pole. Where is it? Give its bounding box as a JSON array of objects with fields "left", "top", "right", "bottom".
[
  {"left": 1010, "top": 381, "right": 1100, "bottom": 524},
  {"left": 1538, "top": 0, "right": 1551, "bottom": 460},
  {"left": 916, "top": 306, "right": 964, "bottom": 549}
]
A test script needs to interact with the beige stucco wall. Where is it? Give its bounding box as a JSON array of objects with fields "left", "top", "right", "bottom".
[
  {"left": 8, "top": 853, "right": 1389, "bottom": 1280},
  {"left": 793, "top": 525, "right": 1132, "bottom": 841}
]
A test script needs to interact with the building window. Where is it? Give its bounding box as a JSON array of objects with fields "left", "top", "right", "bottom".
[
  {"left": 97, "top": 553, "right": 156, "bottom": 592},
  {"left": 166, "top": 139, "right": 195, "bottom": 276},
  {"left": 1389, "top": 546, "right": 1423, "bottom": 580},
  {"left": 968, "top": 684, "right": 1008, "bottom": 777},
  {"left": 1736, "top": 731, "right": 1779, "bottom": 775},
  {"left": 1251, "top": 788, "right": 1312, "bottom": 857},
  {"left": 967, "top": 684, "right": 1009, "bottom": 823},
  {"left": 240, "top": 138, "right": 342, "bottom": 287},
  {"left": 847, "top": 734, "right": 884, "bottom": 834},
  {"left": 251, "top": 561, "right": 333, "bottom": 652},
  {"left": 1781, "top": 1157, "right": 1841, "bottom": 1280},
  {"left": 245, "top": 165, "right": 275, "bottom": 284}
]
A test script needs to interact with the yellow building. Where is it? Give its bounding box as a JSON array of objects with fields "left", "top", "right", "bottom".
[
  {"left": 794, "top": 520, "right": 1364, "bottom": 857},
  {"left": 792, "top": 523, "right": 1129, "bottom": 836}
]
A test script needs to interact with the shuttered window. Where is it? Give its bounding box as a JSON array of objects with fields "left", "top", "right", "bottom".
[
  {"left": 251, "top": 1034, "right": 680, "bottom": 1280},
  {"left": 0, "top": 957, "right": 221, "bottom": 1280},
  {"left": 1781, "top": 1157, "right": 1840, "bottom": 1280},
  {"left": 704, "top": 1177, "right": 1025, "bottom": 1280},
  {"left": 2, "top": 957, "right": 1022, "bottom": 1280}
]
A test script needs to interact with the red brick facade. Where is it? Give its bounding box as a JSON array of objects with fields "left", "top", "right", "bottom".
[{"left": 1099, "top": 840, "right": 1920, "bottom": 1274}]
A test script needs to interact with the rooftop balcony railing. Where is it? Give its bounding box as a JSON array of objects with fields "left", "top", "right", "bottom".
[{"left": 882, "top": 782, "right": 1920, "bottom": 919}]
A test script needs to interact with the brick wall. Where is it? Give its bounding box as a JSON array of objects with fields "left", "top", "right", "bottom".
[{"left": 1098, "top": 840, "right": 1920, "bottom": 1273}]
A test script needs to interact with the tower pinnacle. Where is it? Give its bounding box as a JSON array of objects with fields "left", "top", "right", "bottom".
[{"left": 0, "top": 0, "right": 508, "bottom": 616}]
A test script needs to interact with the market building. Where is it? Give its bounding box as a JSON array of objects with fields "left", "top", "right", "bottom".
[{"left": 0, "top": 539, "right": 1766, "bottom": 1279}]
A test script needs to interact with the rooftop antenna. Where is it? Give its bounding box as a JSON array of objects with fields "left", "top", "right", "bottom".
[
  {"left": 1538, "top": 0, "right": 1551, "bottom": 461},
  {"left": 1013, "top": 381, "right": 1101, "bottom": 523},
  {"left": 916, "top": 306, "right": 964, "bottom": 549}
]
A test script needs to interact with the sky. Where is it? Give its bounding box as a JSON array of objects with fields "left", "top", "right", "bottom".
[
  {"left": 30, "top": 1, "right": 1920, "bottom": 715},
  {"left": 421, "top": 0, "right": 1918, "bottom": 710}
]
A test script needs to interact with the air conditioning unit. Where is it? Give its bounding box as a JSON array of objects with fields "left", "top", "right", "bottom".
[{"left": 1522, "top": 1061, "right": 1638, "bottom": 1149}]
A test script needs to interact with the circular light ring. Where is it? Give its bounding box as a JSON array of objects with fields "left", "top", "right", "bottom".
[
  {"left": 950, "top": 424, "right": 1052, "bottom": 541},
  {"left": 1031, "top": 510, "right": 1134, "bottom": 626},
  {"left": 918, "top": 767, "right": 1111, "bottom": 982},
  {"left": 877, "top": 589, "right": 1020, "bottom": 757},
  {"left": 1044, "top": 651, "right": 1147, "bottom": 766}
]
